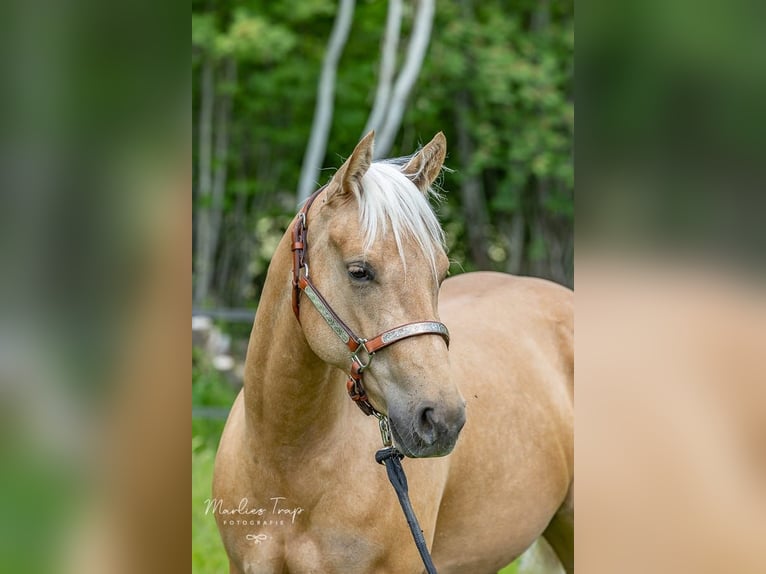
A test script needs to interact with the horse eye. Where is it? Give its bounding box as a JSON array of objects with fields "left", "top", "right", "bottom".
[{"left": 347, "top": 264, "right": 373, "bottom": 282}]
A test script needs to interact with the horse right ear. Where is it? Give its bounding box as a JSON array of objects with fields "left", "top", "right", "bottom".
[
  {"left": 327, "top": 130, "right": 375, "bottom": 203},
  {"left": 401, "top": 132, "right": 447, "bottom": 194}
]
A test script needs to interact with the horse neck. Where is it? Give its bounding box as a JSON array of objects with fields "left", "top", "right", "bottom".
[{"left": 242, "top": 230, "right": 348, "bottom": 454}]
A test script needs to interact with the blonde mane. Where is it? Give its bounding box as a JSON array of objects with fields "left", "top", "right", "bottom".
[{"left": 354, "top": 160, "right": 446, "bottom": 276}]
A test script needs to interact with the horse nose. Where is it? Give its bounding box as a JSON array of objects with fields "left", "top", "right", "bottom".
[{"left": 415, "top": 403, "right": 466, "bottom": 447}]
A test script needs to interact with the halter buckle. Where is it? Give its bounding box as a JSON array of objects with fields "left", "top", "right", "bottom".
[{"left": 351, "top": 339, "right": 373, "bottom": 371}]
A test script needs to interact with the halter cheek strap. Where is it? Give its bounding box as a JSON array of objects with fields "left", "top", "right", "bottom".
[{"left": 290, "top": 187, "right": 450, "bottom": 417}]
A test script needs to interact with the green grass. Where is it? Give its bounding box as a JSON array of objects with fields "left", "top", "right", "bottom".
[
  {"left": 193, "top": 436, "right": 229, "bottom": 574},
  {"left": 193, "top": 356, "right": 236, "bottom": 573},
  {"left": 499, "top": 559, "right": 520, "bottom": 573}
]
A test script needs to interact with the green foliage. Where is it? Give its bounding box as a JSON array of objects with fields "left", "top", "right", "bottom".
[
  {"left": 193, "top": 7, "right": 297, "bottom": 63},
  {"left": 217, "top": 10, "right": 297, "bottom": 62},
  {"left": 192, "top": 349, "right": 237, "bottom": 451},
  {"left": 192, "top": 349, "right": 237, "bottom": 407},
  {"left": 424, "top": 0, "right": 573, "bottom": 282},
  {"left": 192, "top": 13, "right": 217, "bottom": 53},
  {"left": 427, "top": 0, "right": 573, "bottom": 204},
  {"left": 192, "top": 0, "right": 573, "bottom": 301}
]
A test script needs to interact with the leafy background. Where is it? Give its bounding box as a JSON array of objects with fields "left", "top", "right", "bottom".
[{"left": 192, "top": 0, "right": 573, "bottom": 308}]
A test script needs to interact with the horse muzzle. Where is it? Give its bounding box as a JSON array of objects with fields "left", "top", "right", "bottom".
[{"left": 390, "top": 401, "right": 466, "bottom": 458}]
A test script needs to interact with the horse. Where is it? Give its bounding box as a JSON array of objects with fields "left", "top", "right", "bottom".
[{"left": 212, "top": 131, "right": 574, "bottom": 573}]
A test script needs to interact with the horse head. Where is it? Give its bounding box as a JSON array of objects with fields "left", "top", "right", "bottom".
[{"left": 298, "top": 131, "right": 466, "bottom": 457}]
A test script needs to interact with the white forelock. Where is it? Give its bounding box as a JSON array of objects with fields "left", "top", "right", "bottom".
[{"left": 355, "top": 160, "right": 446, "bottom": 276}]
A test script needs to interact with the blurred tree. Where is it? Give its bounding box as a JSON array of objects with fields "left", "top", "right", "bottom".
[
  {"left": 368, "top": 0, "right": 435, "bottom": 159},
  {"left": 297, "top": 0, "right": 356, "bottom": 204},
  {"left": 362, "top": 0, "right": 403, "bottom": 138},
  {"left": 192, "top": 0, "right": 573, "bottom": 308}
]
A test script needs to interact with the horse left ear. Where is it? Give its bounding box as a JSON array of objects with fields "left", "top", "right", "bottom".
[
  {"left": 327, "top": 130, "right": 375, "bottom": 202},
  {"left": 401, "top": 132, "right": 447, "bottom": 194}
]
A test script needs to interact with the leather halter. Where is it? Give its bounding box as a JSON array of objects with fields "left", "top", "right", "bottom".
[{"left": 291, "top": 187, "right": 450, "bottom": 417}]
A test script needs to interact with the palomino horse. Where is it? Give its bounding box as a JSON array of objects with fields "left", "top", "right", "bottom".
[{"left": 213, "top": 132, "right": 574, "bottom": 573}]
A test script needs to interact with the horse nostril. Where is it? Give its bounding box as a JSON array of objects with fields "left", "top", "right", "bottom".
[{"left": 417, "top": 406, "right": 437, "bottom": 445}]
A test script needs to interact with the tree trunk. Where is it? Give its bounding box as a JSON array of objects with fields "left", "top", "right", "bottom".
[
  {"left": 297, "top": 0, "right": 356, "bottom": 203},
  {"left": 532, "top": 0, "right": 550, "bottom": 32},
  {"left": 194, "top": 54, "right": 215, "bottom": 305},
  {"left": 530, "top": 213, "right": 547, "bottom": 279},
  {"left": 208, "top": 57, "right": 237, "bottom": 294},
  {"left": 503, "top": 211, "right": 525, "bottom": 275},
  {"left": 195, "top": 56, "right": 236, "bottom": 306},
  {"left": 455, "top": 90, "right": 491, "bottom": 269},
  {"left": 216, "top": 126, "right": 248, "bottom": 304},
  {"left": 452, "top": 0, "right": 490, "bottom": 269},
  {"left": 362, "top": 0, "right": 403, "bottom": 136},
  {"left": 374, "top": 0, "right": 435, "bottom": 159}
]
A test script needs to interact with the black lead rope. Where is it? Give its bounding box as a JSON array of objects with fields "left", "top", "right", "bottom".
[{"left": 375, "top": 447, "right": 438, "bottom": 574}]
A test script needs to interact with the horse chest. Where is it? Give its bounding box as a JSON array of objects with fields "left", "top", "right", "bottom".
[
  {"left": 237, "top": 527, "right": 387, "bottom": 574},
  {"left": 229, "top": 463, "right": 406, "bottom": 573}
]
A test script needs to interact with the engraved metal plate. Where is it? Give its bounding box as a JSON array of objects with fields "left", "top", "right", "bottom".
[
  {"left": 380, "top": 321, "right": 450, "bottom": 345},
  {"left": 303, "top": 284, "right": 351, "bottom": 344}
]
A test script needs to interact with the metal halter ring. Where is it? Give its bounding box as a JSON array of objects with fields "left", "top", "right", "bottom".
[
  {"left": 351, "top": 339, "right": 374, "bottom": 371},
  {"left": 374, "top": 413, "right": 393, "bottom": 448}
]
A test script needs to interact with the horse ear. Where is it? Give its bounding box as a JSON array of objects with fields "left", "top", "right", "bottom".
[
  {"left": 401, "top": 132, "right": 447, "bottom": 194},
  {"left": 327, "top": 130, "right": 375, "bottom": 202}
]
